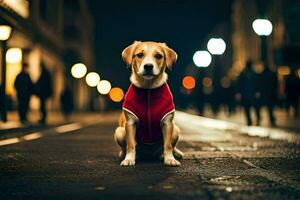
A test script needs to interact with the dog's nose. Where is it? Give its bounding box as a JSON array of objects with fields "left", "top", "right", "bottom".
[{"left": 144, "top": 64, "right": 153, "bottom": 71}]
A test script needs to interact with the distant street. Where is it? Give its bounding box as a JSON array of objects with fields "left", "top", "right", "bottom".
[{"left": 0, "top": 111, "right": 300, "bottom": 200}]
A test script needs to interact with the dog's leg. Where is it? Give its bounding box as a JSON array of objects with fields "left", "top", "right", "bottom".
[
  {"left": 172, "top": 125, "right": 184, "bottom": 160},
  {"left": 162, "top": 113, "right": 181, "bottom": 166},
  {"left": 114, "top": 126, "right": 126, "bottom": 158},
  {"left": 120, "top": 111, "right": 137, "bottom": 166}
]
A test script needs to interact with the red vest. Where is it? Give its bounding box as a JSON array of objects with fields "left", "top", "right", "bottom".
[{"left": 123, "top": 83, "right": 175, "bottom": 144}]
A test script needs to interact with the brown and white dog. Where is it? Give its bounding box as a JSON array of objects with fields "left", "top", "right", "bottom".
[{"left": 114, "top": 41, "right": 183, "bottom": 167}]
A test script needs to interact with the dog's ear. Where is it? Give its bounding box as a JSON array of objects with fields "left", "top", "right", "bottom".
[
  {"left": 122, "top": 41, "right": 141, "bottom": 67},
  {"left": 160, "top": 43, "right": 177, "bottom": 70}
]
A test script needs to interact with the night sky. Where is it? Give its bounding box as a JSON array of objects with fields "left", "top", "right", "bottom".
[{"left": 88, "top": 0, "right": 232, "bottom": 93}]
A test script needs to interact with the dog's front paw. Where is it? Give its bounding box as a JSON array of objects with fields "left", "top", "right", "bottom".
[
  {"left": 120, "top": 152, "right": 136, "bottom": 166},
  {"left": 164, "top": 154, "right": 181, "bottom": 166},
  {"left": 120, "top": 158, "right": 135, "bottom": 166},
  {"left": 164, "top": 158, "right": 181, "bottom": 166}
]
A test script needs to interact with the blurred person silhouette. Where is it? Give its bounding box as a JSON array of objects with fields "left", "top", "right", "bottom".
[
  {"left": 211, "top": 86, "right": 221, "bottom": 116},
  {"left": 285, "top": 69, "right": 300, "bottom": 118},
  {"left": 260, "top": 65, "right": 278, "bottom": 126},
  {"left": 236, "top": 60, "right": 261, "bottom": 126},
  {"left": 60, "top": 85, "right": 73, "bottom": 120},
  {"left": 35, "top": 63, "right": 53, "bottom": 124},
  {"left": 14, "top": 63, "right": 33, "bottom": 124},
  {"left": 221, "top": 77, "right": 236, "bottom": 116},
  {"left": 6, "top": 94, "right": 14, "bottom": 111},
  {"left": 195, "top": 78, "right": 205, "bottom": 115},
  {"left": 0, "top": 84, "right": 3, "bottom": 120}
]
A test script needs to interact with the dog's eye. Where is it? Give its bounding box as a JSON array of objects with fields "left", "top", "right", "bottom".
[
  {"left": 136, "top": 53, "right": 144, "bottom": 58},
  {"left": 155, "top": 53, "right": 163, "bottom": 60}
]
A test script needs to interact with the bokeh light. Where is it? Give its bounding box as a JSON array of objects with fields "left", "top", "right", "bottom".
[
  {"left": 6, "top": 48, "right": 22, "bottom": 63},
  {"left": 71, "top": 63, "right": 87, "bottom": 79},
  {"left": 202, "top": 77, "right": 213, "bottom": 88},
  {"left": 85, "top": 72, "right": 100, "bottom": 87},
  {"left": 252, "top": 19, "right": 273, "bottom": 36},
  {"left": 278, "top": 66, "right": 290, "bottom": 76},
  {"left": 193, "top": 50, "right": 212, "bottom": 67},
  {"left": 182, "top": 76, "right": 196, "bottom": 90},
  {"left": 220, "top": 77, "right": 231, "bottom": 88},
  {"left": 207, "top": 38, "right": 226, "bottom": 55},
  {"left": 109, "top": 87, "right": 124, "bottom": 102},
  {"left": 0, "top": 25, "right": 12, "bottom": 41},
  {"left": 97, "top": 80, "right": 112, "bottom": 95}
]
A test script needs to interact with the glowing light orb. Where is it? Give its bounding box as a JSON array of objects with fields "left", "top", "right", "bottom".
[
  {"left": 207, "top": 38, "right": 226, "bottom": 55},
  {"left": 182, "top": 76, "right": 196, "bottom": 90},
  {"left": 6, "top": 48, "right": 22, "bottom": 63},
  {"left": 0, "top": 25, "right": 12, "bottom": 41},
  {"left": 202, "top": 77, "right": 213, "bottom": 87},
  {"left": 97, "top": 80, "right": 112, "bottom": 95},
  {"left": 71, "top": 63, "right": 87, "bottom": 79},
  {"left": 252, "top": 19, "right": 273, "bottom": 36},
  {"left": 85, "top": 72, "right": 100, "bottom": 87},
  {"left": 109, "top": 87, "right": 124, "bottom": 102},
  {"left": 193, "top": 51, "right": 212, "bottom": 67}
]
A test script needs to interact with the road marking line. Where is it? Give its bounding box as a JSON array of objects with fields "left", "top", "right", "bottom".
[
  {"left": 55, "top": 123, "right": 82, "bottom": 134},
  {"left": 0, "top": 122, "right": 88, "bottom": 148},
  {"left": 95, "top": 186, "right": 105, "bottom": 191},
  {"left": 162, "top": 185, "right": 173, "bottom": 189},
  {"left": 22, "top": 132, "right": 43, "bottom": 141},
  {"left": 210, "top": 176, "right": 240, "bottom": 182},
  {"left": 0, "top": 138, "right": 20, "bottom": 146}
]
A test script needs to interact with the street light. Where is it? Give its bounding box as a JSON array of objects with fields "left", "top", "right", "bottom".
[
  {"left": 252, "top": 19, "right": 273, "bottom": 36},
  {"left": 71, "top": 63, "right": 87, "bottom": 79},
  {"left": 193, "top": 50, "right": 212, "bottom": 67},
  {"left": 0, "top": 25, "right": 12, "bottom": 41},
  {"left": 85, "top": 72, "right": 100, "bottom": 87},
  {"left": 252, "top": 18, "right": 273, "bottom": 64},
  {"left": 6, "top": 48, "right": 22, "bottom": 63},
  {"left": 0, "top": 24, "right": 12, "bottom": 122},
  {"left": 207, "top": 38, "right": 226, "bottom": 55}
]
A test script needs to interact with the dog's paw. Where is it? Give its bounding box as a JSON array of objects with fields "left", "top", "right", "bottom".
[
  {"left": 164, "top": 152, "right": 181, "bottom": 166},
  {"left": 173, "top": 148, "right": 184, "bottom": 160},
  {"left": 164, "top": 158, "right": 181, "bottom": 166},
  {"left": 120, "top": 159, "right": 135, "bottom": 166}
]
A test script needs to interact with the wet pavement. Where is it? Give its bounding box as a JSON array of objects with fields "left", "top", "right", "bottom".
[{"left": 0, "top": 111, "right": 299, "bottom": 199}]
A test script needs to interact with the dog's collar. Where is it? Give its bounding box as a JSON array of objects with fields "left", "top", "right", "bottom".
[{"left": 131, "top": 82, "right": 167, "bottom": 90}]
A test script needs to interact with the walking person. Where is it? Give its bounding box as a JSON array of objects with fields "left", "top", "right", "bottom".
[
  {"left": 14, "top": 63, "right": 33, "bottom": 124},
  {"left": 260, "top": 65, "right": 278, "bottom": 126},
  {"left": 35, "top": 64, "right": 52, "bottom": 124},
  {"left": 236, "top": 60, "right": 261, "bottom": 126},
  {"left": 60, "top": 86, "right": 73, "bottom": 120}
]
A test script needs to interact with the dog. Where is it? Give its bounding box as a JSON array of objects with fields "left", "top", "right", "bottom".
[{"left": 114, "top": 41, "right": 183, "bottom": 167}]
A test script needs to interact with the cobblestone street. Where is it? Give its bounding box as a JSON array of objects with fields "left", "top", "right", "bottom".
[{"left": 0, "top": 112, "right": 299, "bottom": 199}]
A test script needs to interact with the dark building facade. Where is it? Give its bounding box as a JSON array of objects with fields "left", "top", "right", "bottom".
[
  {"left": 231, "top": 0, "right": 300, "bottom": 74},
  {"left": 0, "top": 0, "right": 95, "bottom": 111}
]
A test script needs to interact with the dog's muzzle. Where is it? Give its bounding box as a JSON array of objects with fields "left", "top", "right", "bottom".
[{"left": 142, "top": 64, "right": 154, "bottom": 77}]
